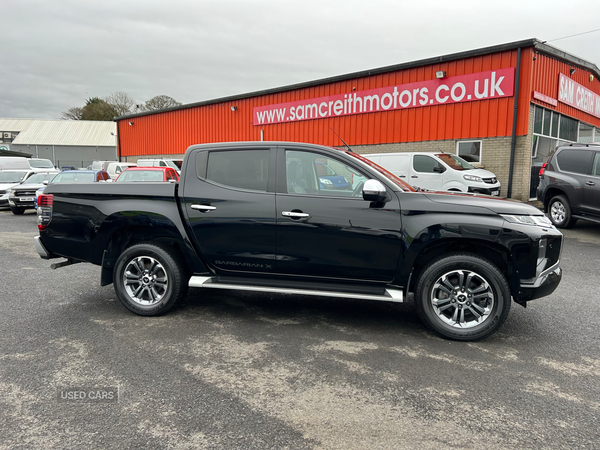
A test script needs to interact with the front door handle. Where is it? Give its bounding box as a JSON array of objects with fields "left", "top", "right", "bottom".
[
  {"left": 411, "top": 175, "right": 418, "bottom": 178},
  {"left": 191, "top": 204, "right": 217, "bottom": 212},
  {"left": 586, "top": 181, "right": 595, "bottom": 186},
  {"left": 282, "top": 211, "right": 310, "bottom": 219}
]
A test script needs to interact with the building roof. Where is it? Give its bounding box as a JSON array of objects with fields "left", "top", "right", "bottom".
[
  {"left": 0, "top": 119, "right": 116, "bottom": 146},
  {"left": 116, "top": 38, "right": 600, "bottom": 121}
]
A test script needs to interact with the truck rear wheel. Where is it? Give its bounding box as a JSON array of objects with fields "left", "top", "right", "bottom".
[
  {"left": 414, "top": 253, "right": 511, "bottom": 341},
  {"left": 113, "top": 242, "right": 188, "bottom": 316}
]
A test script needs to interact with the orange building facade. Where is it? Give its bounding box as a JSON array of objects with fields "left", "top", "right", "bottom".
[{"left": 116, "top": 39, "right": 600, "bottom": 201}]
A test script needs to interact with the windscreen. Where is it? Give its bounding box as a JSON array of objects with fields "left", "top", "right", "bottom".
[
  {"left": 346, "top": 152, "right": 415, "bottom": 191},
  {"left": 435, "top": 153, "right": 475, "bottom": 170},
  {"left": 23, "top": 173, "right": 53, "bottom": 184},
  {"left": 0, "top": 171, "right": 27, "bottom": 183},
  {"left": 52, "top": 172, "right": 96, "bottom": 183},
  {"left": 29, "top": 159, "right": 54, "bottom": 168}
]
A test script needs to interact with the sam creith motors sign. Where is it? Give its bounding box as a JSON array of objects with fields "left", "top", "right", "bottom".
[{"left": 254, "top": 68, "right": 515, "bottom": 125}]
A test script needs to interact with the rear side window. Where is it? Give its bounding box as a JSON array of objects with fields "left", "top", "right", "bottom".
[
  {"left": 556, "top": 149, "right": 593, "bottom": 175},
  {"left": 206, "top": 150, "right": 270, "bottom": 191}
]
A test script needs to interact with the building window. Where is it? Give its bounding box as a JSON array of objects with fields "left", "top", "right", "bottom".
[{"left": 456, "top": 140, "right": 482, "bottom": 164}]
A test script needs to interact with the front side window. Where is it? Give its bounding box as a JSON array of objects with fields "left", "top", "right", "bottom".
[
  {"left": 456, "top": 141, "right": 482, "bottom": 164},
  {"left": 413, "top": 155, "right": 439, "bottom": 173},
  {"left": 285, "top": 150, "right": 366, "bottom": 197},
  {"left": 206, "top": 150, "right": 269, "bottom": 191}
]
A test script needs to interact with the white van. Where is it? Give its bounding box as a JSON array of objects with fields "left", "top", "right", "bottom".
[
  {"left": 364, "top": 152, "right": 501, "bottom": 196},
  {"left": 137, "top": 159, "right": 183, "bottom": 174},
  {"left": 0, "top": 157, "right": 31, "bottom": 171},
  {"left": 27, "top": 158, "right": 55, "bottom": 171},
  {"left": 106, "top": 162, "right": 137, "bottom": 180},
  {"left": 91, "top": 160, "right": 116, "bottom": 172}
]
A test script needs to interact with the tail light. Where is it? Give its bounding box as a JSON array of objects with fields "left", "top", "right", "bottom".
[
  {"left": 37, "top": 194, "right": 53, "bottom": 231},
  {"left": 539, "top": 163, "right": 547, "bottom": 177}
]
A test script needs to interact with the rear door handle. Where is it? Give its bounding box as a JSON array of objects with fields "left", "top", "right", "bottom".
[
  {"left": 411, "top": 175, "right": 418, "bottom": 178},
  {"left": 191, "top": 204, "right": 216, "bottom": 212},
  {"left": 282, "top": 211, "right": 310, "bottom": 219},
  {"left": 586, "top": 181, "right": 595, "bottom": 186}
]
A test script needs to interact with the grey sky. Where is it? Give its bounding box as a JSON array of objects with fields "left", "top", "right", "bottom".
[{"left": 2, "top": 0, "right": 599, "bottom": 119}]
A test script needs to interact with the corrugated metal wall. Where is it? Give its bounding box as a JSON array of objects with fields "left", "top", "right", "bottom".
[
  {"left": 118, "top": 48, "right": 534, "bottom": 157},
  {"left": 531, "top": 53, "right": 600, "bottom": 125}
]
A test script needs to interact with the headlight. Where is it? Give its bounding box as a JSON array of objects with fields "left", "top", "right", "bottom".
[
  {"left": 463, "top": 174, "right": 483, "bottom": 182},
  {"left": 500, "top": 214, "right": 553, "bottom": 227}
]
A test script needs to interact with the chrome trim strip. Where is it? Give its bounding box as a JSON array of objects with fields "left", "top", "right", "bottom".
[
  {"left": 188, "top": 275, "right": 403, "bottom": 303},
  {"left": 191, "top": 204, "right": 216, "bottom": 211},
  {"left": 520, "top": 261, "right": 561, "bottom": 289}
]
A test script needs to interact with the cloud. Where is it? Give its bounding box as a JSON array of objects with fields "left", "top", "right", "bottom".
[{"left": 1, "top": 0, "right": 599, "bottom": 119}]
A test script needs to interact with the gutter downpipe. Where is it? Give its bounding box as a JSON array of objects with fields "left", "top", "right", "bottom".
[
  {"left": 507, "top": 47, "right": 522, "bottom": 199},
  {"left": 116, "top": 121, "right": 122, "bottom": 162}
]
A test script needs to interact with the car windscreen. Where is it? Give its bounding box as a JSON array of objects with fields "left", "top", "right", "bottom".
[
  {"left": 0, "top": 171, "right": 27, "bottom": 183},
  {"left": 23, "top": 173, "right": 53, "bottom": 184},
  {"left": 346, "top": 152, "right": 415, "bottom": 191},
  {"left": 29, "top": 159, "right": 54, "bottom": 168},
  {"left": 435, "top": 153, "right": 475, "bottom": 171},
  {"left": 52, "top": 172, "right": 96, "bottom": 183},
  {"left": 117, "top": 170, "right": 164, "bottom": 182}
]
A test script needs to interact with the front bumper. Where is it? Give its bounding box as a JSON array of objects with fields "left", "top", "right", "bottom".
[
  {"left": 519, "top": 262, "right": 562, "bottom": 301},
  {"left": 468, "top": 186, "right": 501, "bottom": 196}
]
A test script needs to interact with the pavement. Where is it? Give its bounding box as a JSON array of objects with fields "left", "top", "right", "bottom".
[{"left": 0, "top": 209, "right": 599, "bottom": 449}]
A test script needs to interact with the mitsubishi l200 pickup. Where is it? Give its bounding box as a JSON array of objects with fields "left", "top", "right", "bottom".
[{"left": 34, "top": 142, "right": 562, "bottom": 341}]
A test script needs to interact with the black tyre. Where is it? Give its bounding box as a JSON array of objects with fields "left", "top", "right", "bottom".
[
  {"left": 113, "top": 242, "right": 188, "bottom": 316},
  {"left": 414, "top": 253, "right": 511, "bottom": 341},
  {"left": 548, "top": 195, "right": 576, "bottom": 229},
  {"left": 10, "top": 207, "right": 24, "bottom": 215}
]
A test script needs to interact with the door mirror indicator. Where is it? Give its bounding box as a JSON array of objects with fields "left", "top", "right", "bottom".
[{"left": 363, "top": 179, "right": 389, "bottom": 202}]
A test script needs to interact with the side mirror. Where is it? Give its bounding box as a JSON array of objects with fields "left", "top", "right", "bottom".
[
  {"left": 363, "top": 179, "right": 389, "bottom": 202},
  {"left": 43, "top": 180, "right": 49, "bottom": 185},
  {"left": 433, "top": 165, "right": 445, "bottom": 173}
]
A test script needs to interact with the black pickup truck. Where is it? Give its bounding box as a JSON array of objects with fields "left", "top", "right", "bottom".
[{"left": 34, "top": 142, "right": 563, "bottom": 341}]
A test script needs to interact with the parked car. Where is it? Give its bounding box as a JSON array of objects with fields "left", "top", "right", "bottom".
[
  {"left": 27, "top": 158, "right": 55, "bottom": 170},
  {"left": 34, "top": 170, "right": 111, "bottom": 208},
  {"left": 114, "top": 167, "right": 179, "bottom": 182},
  {"left": 137, "top": 158, "right": 183, "bottom": 174},
  {"left": 36, "top": 141, "right": 562, "bottom": 341},
  {"left": 537, "top": 142, "right": 600, "bottom": 228},
  {"left": 0, "top": 170, "right": 33, "bottom": 207},
  {"left": 364, "top": 152, "right": 501, "bottom": 195},
  {"left": 7, "top": 171, "right": 59, "bottom": 214},
  {"left": 106, "top": 162, "right": 137, "bottom": 180},
  {"left": 91, "top": 160, "right": 116, "bottom": 172},
  {"left": 0, "top": 156, "right": 31, "bottom": 171}
]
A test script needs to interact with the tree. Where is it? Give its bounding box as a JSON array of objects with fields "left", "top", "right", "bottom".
[
  {"left": 61, "top": 107, "right": 83, "bottom": 120},
  {"left": 80, "top": 97, "right": 119, "bottom": 121},
  {"left": 104, "top": 91, "right": 136, "bottom": 116},
  {"left": 143, "top": 95, "right": 182, "bottom": 111}
]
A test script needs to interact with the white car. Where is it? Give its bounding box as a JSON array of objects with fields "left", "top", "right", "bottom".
[{"left": 0, "top": 170, "right": 34, "bottom": 207}]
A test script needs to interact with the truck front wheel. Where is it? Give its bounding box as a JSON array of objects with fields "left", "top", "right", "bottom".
[
  {"left": 414, "top": 254, "right": 511, "bottom": 341},
  {"left": 113, "top": 242, "right": 188, "bottom": 316}
]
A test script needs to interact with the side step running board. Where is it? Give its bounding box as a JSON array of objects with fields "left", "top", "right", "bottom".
[{"left": 188, "top": 276, "right": 403, "bottom": 303}]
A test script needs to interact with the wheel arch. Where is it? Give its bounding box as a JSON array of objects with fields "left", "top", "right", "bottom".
[
  {"left": 407, "top": 239, "right": 520, "bottom": 303},
  {"left": 99, "top": 223, "right": 207, "bottom": 286},
  {"left": 542, "top": 187, "right": 568, "bottom": 211}
]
